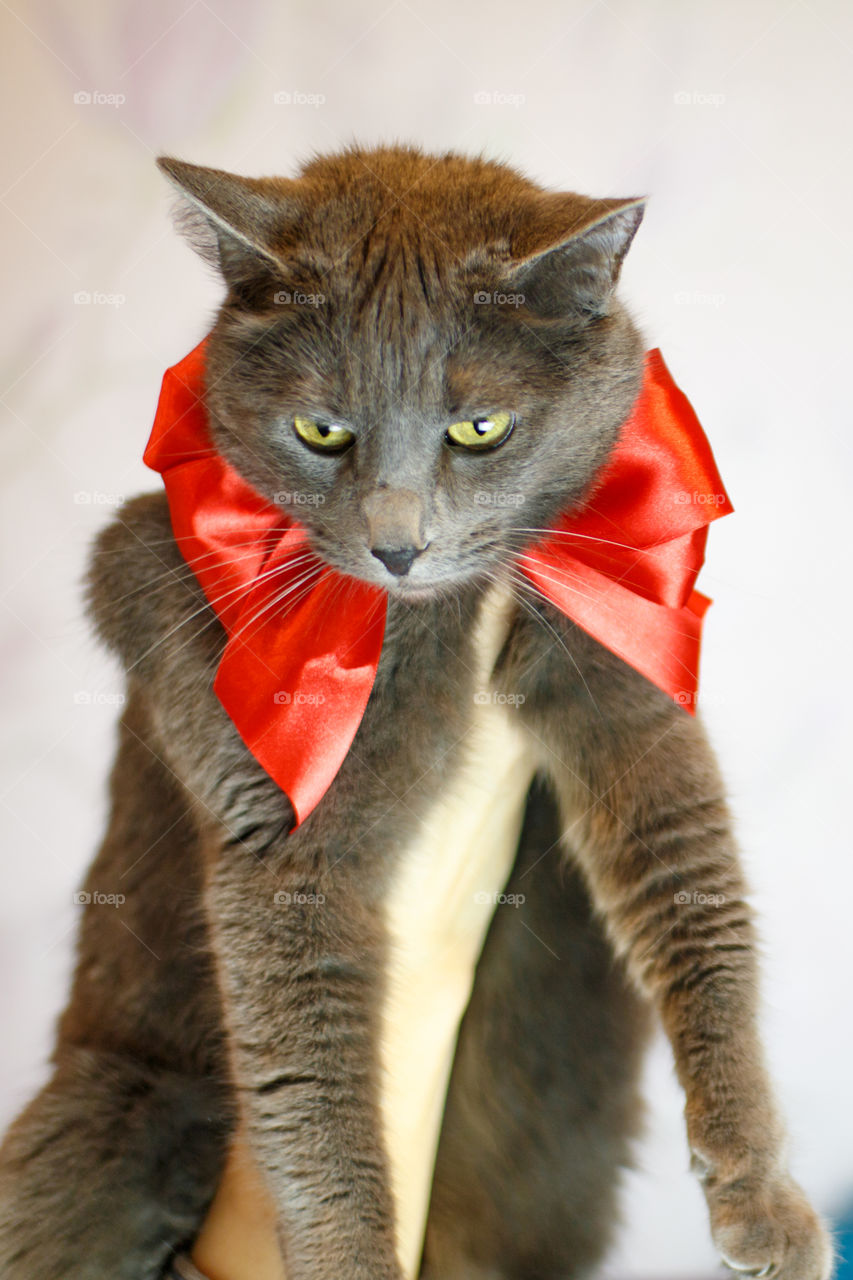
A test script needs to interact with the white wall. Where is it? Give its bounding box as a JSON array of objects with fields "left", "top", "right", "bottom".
[{"left": 1, "top": 1, "right": 851, "bottom": 1274}]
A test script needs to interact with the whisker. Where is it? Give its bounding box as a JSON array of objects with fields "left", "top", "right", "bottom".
[
  {"left": 106, "top": 533, "right": 300, "bottom": 606},
  {"left": 225, "top": 563, "right": 328, "bottom": 654},
  {"left": 505, "top": 526, "right": 651, "bottom": 553},
  {"left": 513, "top": 554, "right": 703, "bottom": 680},
  {"left": 124, "top": 551, "right": 323, "bottom": 676},
  {"left": 514, "top": 554, "right": 612, "bottom": 611},
  {"left": 222, "top": 570, "right": 337, "bottom": 676},
  {"left": 90, "top": 524, "right": 295, "bottom": 556},
  {"left": 160, "top": 558, "right": 335, "bottom": 691},
  {"left": 495, "top": 567, "right": 601, "bottom": 713},
  {"left": 163, "top": 562, "right": 326, "bottom": 679}
]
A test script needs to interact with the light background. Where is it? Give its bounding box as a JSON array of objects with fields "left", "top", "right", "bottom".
[{"left": 1, "top": 1, "right": 851, "bottom": 1276}]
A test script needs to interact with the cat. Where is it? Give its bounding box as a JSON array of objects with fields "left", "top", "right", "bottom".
[{"left": 0, "top": 143, "right": 832, "bottom": 1280}]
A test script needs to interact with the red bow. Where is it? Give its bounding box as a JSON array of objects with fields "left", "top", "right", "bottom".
[{"left": 143, "top": 340, "right": 732, "bottom": 827}]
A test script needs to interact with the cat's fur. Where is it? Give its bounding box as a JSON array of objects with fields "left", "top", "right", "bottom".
[{"left": 0, "top": 144, "right": 832, "bottom": 1280}]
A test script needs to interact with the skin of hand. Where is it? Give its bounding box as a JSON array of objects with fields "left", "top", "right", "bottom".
[{"left": 191, "top": 1135, "right": 286, "bottom": 1280}]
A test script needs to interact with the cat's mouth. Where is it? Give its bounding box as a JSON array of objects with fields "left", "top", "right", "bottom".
[
  {"left": 381, "top": 562, "right": 496, "bottom": 603},
  {"left": 305, "top": 534, "right": 488, "bottom": 602},
  {"left": 387, "top": 579, "right": 446, "bottom": 602}
]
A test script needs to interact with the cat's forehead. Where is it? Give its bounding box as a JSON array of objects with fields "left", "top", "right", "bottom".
[{"left": 286, "top": 147, "right": 545, "bottom": 263}]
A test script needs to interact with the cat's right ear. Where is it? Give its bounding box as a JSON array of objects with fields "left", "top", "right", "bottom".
[
  {"left": 502, "top": 194, "right": 646, "bottom": 321},
  {"left": 156, "top": 157, "right": 300, "bottom": 291}
]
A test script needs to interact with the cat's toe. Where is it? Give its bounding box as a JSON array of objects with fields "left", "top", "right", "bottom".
[{"left": 709, "top": 1176, "right": 833, "bottom": 1280}]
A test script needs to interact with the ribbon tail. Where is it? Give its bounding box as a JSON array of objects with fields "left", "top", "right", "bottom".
[{"left": 215, "top": 576, "right": 388, "bottom": 826}]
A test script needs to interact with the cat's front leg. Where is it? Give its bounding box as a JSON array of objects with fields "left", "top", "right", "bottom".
[
  {"left": 147, "top": 698, "right": 405, "bottom": 1280},
  {"left": 201, "top": 818, "right": 403, "bottom": 1280},
  {"left": 510, "top": 619, "right": 833, "bottom": 1280}
]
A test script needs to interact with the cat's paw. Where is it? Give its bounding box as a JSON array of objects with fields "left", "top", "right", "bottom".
[{"left": 707, "top": 1175, "right": 834, "bottom": 1279}]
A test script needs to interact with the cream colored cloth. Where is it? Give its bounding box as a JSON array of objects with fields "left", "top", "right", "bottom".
[{"left": 377, "top": 688, "right": 535, "bottom": 1272}]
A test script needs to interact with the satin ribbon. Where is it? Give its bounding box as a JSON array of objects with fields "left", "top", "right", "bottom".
[{"left": 143, "top": 340, "right": 732, "bottom": 827}]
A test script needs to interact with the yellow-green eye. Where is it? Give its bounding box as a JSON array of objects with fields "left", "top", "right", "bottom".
[
  {"left": 445, "top": 411, "right": 515, "bottom": 451},
  {"left": 293, "top": 415, "right": 355, "bottom": 453}
]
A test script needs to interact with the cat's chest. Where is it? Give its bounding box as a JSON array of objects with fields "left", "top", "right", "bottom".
[{"left": 376, "top": 582, "right": 541, "bottom": 1277}]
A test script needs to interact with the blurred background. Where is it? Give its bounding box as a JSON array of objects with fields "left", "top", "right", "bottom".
[{"left": 1, "top": 1, "right": 851, "bottom": 1275}]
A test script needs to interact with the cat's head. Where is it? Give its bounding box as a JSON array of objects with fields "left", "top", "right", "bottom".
[{"left": 158, "top": 144, "right": 646, "bottom": 600}]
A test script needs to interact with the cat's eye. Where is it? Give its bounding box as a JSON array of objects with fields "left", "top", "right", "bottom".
[
  {"left": 445, "top": 411, "right": 515, "bottom": 452},
  {"left": 293, "top": 415, "right": 355, "bottom": 454}
]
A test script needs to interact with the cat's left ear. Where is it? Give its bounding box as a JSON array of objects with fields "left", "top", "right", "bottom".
[{"left": 504, "top": 195, "right": 646, "bottom": 319}]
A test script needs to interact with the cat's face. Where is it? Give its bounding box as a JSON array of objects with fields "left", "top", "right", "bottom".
[{"left": 160, "top": 146, "right": 646, "bottom": 600}]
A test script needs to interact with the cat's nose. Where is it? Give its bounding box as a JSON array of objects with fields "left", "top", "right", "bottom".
[
  {"left": 362, "top": 487, "right": 428, "bottom": 575},
  {"left": 371, "top": 545, "right": 423, "bottom": 577}
]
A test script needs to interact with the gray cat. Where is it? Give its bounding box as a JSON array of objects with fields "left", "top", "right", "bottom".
[{"left": 0, "top": 144, "right": 832, "bottom": 1280}]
